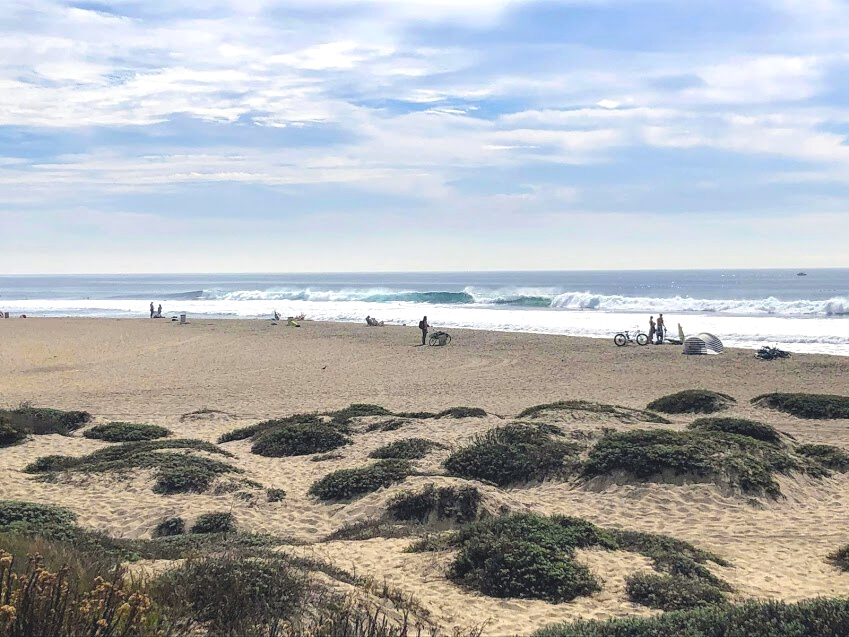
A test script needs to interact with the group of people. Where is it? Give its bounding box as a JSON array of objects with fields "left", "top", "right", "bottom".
[
  {"left": 364, "top": 315, "right": 385, "bottom": 327},
  {"left": 149, "top": 302, "right": 163, "bottom": 318},
  {"left": 648, "top": 313, "right": 666, "bottom": 344},
  {"left": 363, "top": 314, "right": 432, "bottom": 345}
]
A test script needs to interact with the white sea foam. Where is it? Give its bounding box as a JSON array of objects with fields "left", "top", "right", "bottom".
[{"left": 4, "top": 297, "right": 848, "bottom": 356}]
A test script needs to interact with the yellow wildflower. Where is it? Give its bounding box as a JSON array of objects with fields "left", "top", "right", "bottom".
[{"left": 97, "top": 618, "right": 108, "bottom": 628}]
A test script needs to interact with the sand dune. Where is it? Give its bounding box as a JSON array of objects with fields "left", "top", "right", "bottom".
[{"left": 2, "top": 318, "right": 849, "bottom": 635}]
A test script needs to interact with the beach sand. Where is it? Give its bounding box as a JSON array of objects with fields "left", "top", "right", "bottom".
[{"left": 2, "top": 318, "right": 849, "bottom": 634}]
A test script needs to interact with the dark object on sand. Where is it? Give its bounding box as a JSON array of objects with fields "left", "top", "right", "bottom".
[
  {"left": 797, "top": 272, "right": 807, "bottom": 276},
  {"left": 429, "top": 331, "right": 452, "bottom": 346},
  {"left": 756, "top": 346, "right": 791, "bottom": 361}
]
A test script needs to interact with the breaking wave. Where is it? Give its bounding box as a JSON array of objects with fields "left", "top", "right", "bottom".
[{"left": 196, "top": 287, "right": 849, "bottom": 317}]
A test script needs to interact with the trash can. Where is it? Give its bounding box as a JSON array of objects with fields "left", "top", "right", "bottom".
[{"left": 180, "top": 313, "right": 186, "bottom": 324}]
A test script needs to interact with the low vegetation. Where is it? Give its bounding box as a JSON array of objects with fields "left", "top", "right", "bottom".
[
  {"left": 624, "top": 572, "right": 726, "bottom": 611},
  {"left": 153, "top": 516, "right": 185, "bottom": 538},
  {"left": 311, "top": 452, "right": 344, "bottom": 462},
  {"left": 436, "top": 407, "right": 487, "bottom": 419},
  {"left": 647, "top": 390, "right": 736, "bottom": 414},
  {"left": 190, "top": 511, "right": 236, "bottom": 534},
  {"left": 266, "top": 488, "right": 286, "bottom": 502},
  {"left": 251, "top": 422, "right": 351, "bottom": 457},
  {"left": 329, "top": 403, "right": 392, "bottom": 425},
  {"left": 532, "top": 598, "right": 849, "bottom": 637},
  {"left": 369, "top": 438, "right": 443, "bottom": 460},
  {"left": 688, "top": 417, "right": 783, "bottom": 444},
  {"left": 217, "top": 413, "right": 323, "bottom": 443},
  {"left": 309, "top": 460, "right": 413, "bottom": 501},
  {"left": 0, "top": 420, "right": 27, "bottom": 448},
  {"left": 518, "top": 400, "right": 670, "bottom": 424},
  {"left": 753, "top": 393, "right": 849, "bottom": 419},
  {"left": 83, "top": 422, "right": 171, "bottom": 442},
  {"left": 387, "top": 484, "right": 483, "bottom": 524},
  {"left": 24, "top": 439, "right": 241, "bottom": 495},
  {"left": 828, "top": 545, "right": 849, "bottom": 572},
  {"left": 444, "top": 423, "right": 578, "bottom": 487},
  {"left": 0, "top": 404, "right": 91, "bottom": 436},
  {"left": 797, "top": 444, "right": 849, "bottom": 471},
  {"left": 414, "top": 513, "right": 732, "bottom": 607},
  {"left": 324, "top": 518, "right": 417, "bottom": 542},
  {"left": 581, "top": 429, "right": 820, "bottom": 497}
]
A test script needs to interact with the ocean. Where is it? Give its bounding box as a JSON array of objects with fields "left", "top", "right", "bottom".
[{"left": 1, "top": 270, "right": 847, "bottom": 355}]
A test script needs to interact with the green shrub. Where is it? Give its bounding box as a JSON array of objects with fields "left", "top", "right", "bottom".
[
  {"left": 329, "top": 403, "right": 391, "bottom": 425},
  {"left": 444, "top": 424, "right": 578, "bottom": 487},
  {"left": 369, "top": 438, "right": 443, "bottom": 460},
  {"left": 387, "top": 484, "right": 483, "bottom": 524},
  {"left": 151, "top": 553, "right": 305, "bottom": 635},
  {"left": 83, "top": 422, "right": 171, "bottom": 442},
  {"left": 828, "top": 545, "right": 849, "bottom": 572},
  {"left": 0, "top": 421, "right": 27, "bottom": 447},
  {"left": 310, "top": 452, "right": 344, "bottom": 462},
  {"left": 625, "top": 572, "right": 726, "bottom": 610},
  {"left": 365, "top": 418, "right": 408, "bottom": 432},
  {"left": 394, "top": 411, "right": 438, "bottom": 419},
  {"left": 0, "top": 500, "right": 79, "bottom": 542},
  {"left": 532, "top": 598, "right": 849, "bottom": 637},
  {"left": 437, "top": 407, "right": 487, "bottom": 419},
  {"left": 582, "top": 429, "right": 810, "bottom": 497},
  {"left": 218, "top": 413, "right": 324, "bottom": 443},
  {"left": 753, "top": 393, "right": 849, "bottom": 419},
  {"left": 0, "top": 405, "right": 92, "bottom": 436},
  {"left": 152, "top": 516, "right": 185, "bottom": 538},
  {"left": 309, "top": 460, "right": 412, "bottom": 501},
  {"left": 190, "top": 511, "right": 236, "bottom": 534},
  {"left": 647, "top": 390, "right": 735, "bottom": 414},
  {"left": 266, "top": 488, "right": 286, "bottom": 502},
  {"left": 797, "top": 444, "right": 849, "bottom": 472},
  {"left": 251, "top": 422, "right": 351, "bottom": 457},
  {"left": 518, "top": 400, "right": 670, "bottom": 424},
  {"left": 24, "top": 439, "right": 239, "bottom": 495},
  {"left": 450, "top": 514, "right": 616, "bottom": 602},
  {"left": 689, "top": 417, "right": 782, "bottom": 444},
  {"left": 324, "top": 518, "right": 416, "bottom": 542}
]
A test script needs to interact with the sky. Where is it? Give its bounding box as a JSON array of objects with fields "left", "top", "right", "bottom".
[{"left": 1, "top": 0, "right": 849, "bottom": 273}]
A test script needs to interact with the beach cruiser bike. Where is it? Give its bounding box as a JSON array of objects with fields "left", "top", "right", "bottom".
[
  {"left": 614, "top": 328, "right": 649, "bottom": 347},
  {"left": 429, "top": 331, "right": 452, "bottom": 346}
]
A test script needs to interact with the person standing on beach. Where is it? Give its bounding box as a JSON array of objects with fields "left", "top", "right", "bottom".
[
  {"left": 656, "top": 314, "right": 665, "bottom": 344},
  {"left": 648, "top": 316, "right": 656, "bottom": 344},
  {"left": 150, "top": 302, "right": 154, "bottom": 318},
  {"left": 419, "top": 316, "right": 429, "bottom": 346},
  {"left": 157, "top": 303, "right": 163, "bottom": 318}
]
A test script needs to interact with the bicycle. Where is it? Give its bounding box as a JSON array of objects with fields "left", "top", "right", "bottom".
[
  {"left": 614, "top": 329, "right": 649, "bottom": 347},
  {"left": 428, "top": 331, "right": 452, "bottom": 346}
]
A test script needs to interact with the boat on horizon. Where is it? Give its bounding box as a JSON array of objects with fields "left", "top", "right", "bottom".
[{"left": 797, "top": 272, "right": 807, "bottom": 276}]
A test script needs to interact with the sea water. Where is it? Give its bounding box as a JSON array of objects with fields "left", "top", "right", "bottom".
[{"left": 1, "top": 270, "right": 847, "bottom": 355}]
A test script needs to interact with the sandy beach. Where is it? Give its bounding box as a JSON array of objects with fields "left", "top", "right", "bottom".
[{"left": 2, "top": 318, "right": 849, "bottom": 635}]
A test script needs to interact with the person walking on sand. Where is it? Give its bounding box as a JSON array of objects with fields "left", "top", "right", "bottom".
[
  {"left": 150, "top": 302, "right": 155, "bottom": 319},
  {"left": 648, "top": 316, "right": 656, "bottom": 344},
  {"left": 418, "top": 316, "right": 429, "bottom": 346},
  {"left": 656, "top": 313, "right": 665, "bottom": 344},
  {"left": 157, "top": 303, "right": 163, "bottom": 318}
]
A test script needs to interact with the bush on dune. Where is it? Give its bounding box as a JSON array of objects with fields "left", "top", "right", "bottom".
[
  {"left": 581, "top": 429, "right": 813, "bottom": 497},
  {"left": 387, "top": 484, "right": 483, "bottom": 524},
  {"left": 532, "top": 598, "right": 849, "bottom": 637},
  {"left": 688, "top": 417, "right": 783, "bottom": 444},
  {"left": 647, "top": 390, "right": 735, "bottom": 415},
  {"left": 309, "top": 460, "right": 413, "bottom": 501},
  {"left": 369, "top": 438, "right": 443, "bottom": 460},
  {"left": 217, "top": 413, "right": 324, "bottom": 443},
  {"left": 0, "top": 500, "right": 79, "bottom": 542},
  {"left": 828, "top": 545, "right": 849, "bottom": 572},
  {"left": 153, "top": 516, "right": 185, "bottom": 538},
  {"left": 24, "top": 439, "right": 240, "bottom": 495},
  {"left": 444, "top": 423, "right": 578, "bottom": 487},
  {"left": 753, "top": 393, "right": 849, "bottom": 420},
  {"left": 0, "top": 420, "right": 27, "bottom": 447},
  {"left": 251, "top": 422, "right": 351, "bottom": 457},
  {"left": 518, "top": 400, "right": 670, "bottom": 424},
  {"left": 190, "top": 511, "right": 236, "bottom": 534},
  {"left": 83, "top": 422, "right": 171, "bottom": 442},
  {"left": 797, "top": 444, "right": 849, "bottom": 472},
  {"left": 329, "top": 404, "right": 392, "bottom": 425},
  {"left": 0, "top": 404, "right": 91, "bottom": 436},
  {"left": 436, "top": 407, "right": 487, "bottom": 419},
  {"left": 624, "top": 572, "right": 726, "bottom": 611}
]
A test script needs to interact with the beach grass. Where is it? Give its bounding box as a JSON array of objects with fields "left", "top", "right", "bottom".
[
  {"left": 647, "top": 390, "right": 736, "bottom": 415},
  {"left": 752, "top": 393, "right": 849, "bottom": 419}
]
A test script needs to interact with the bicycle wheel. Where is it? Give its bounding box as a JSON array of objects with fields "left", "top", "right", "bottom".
[
  {"left": 429, "top": 334, "right": 439, "bottom": 346},
  {"left": 444, "top": 334, "right": 452, "bottom": 345},
  {"left": 614, "top": 334, "right": 627, "bottom": 347},
  {"left": 636, "top": 333, "right": 648, "bottom": 346}
]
